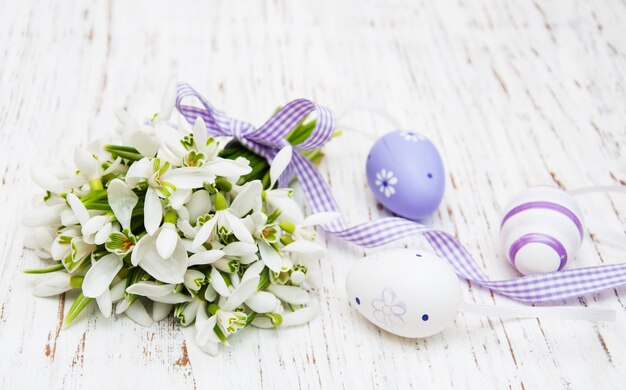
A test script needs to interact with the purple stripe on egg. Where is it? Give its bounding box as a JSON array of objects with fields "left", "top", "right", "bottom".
[
  {"left": 500, "top": 201, "right": 583, "bottom": 239},
  {"left": 509, "top": 233, "right": 568, "bottom": 271}
]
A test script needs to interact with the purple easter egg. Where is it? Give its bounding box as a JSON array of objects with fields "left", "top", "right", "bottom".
[{"left": 365, "top": 130, "right": 445, "bottom": 220}]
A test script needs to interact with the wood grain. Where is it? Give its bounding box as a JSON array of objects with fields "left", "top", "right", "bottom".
[{"left": 1, "top": 0, "right": 625, "bottom": 388}]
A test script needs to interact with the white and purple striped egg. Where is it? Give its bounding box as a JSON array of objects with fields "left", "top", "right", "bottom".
[
  {"left": 365, "top": 130, "right": 445, "bottom": 220},
  {"left": 500, "top": 186, "right": 585, "bottom": 275}
]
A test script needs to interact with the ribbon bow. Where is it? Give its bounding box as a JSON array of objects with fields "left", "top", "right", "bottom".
[{"left": 177, "top": 83, "right": 626, "bottom": 304}]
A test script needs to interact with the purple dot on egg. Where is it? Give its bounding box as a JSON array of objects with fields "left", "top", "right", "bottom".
[
  {"left": 421, "top": 314, "right": 429, "bottom": 321},
  {"left": 415, "top": 253, "right": 422, "bottom": 257},
  {"left": 427, "top": 173, "right": 433, "bottom": 179},
  {"left": 355, "top": 297, "right": 361, "bottom": 305}
]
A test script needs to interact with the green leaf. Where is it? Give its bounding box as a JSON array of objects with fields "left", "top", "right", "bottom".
[
  {"left": 23, "top": 263, "right": 65, "bottom": 274},
  {"left": 257, "top": 267, "right": 270, "bottom": 291},
  {"left": 213, "top": 324, "right": 228, "bottom": 344},
  {"left": 104, "top": 145, "right": 143, "bottom": 161},
  {"left": 63, "top": 293, "right": 92, "bottom": 328}
]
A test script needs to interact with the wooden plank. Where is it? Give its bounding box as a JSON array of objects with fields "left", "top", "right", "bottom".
[{"left": 0, "top": 0, "right": 624, "bottom": 388}]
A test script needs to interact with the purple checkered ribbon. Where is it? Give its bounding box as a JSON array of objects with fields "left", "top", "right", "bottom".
[{"left": 176, "top": 83, "right": 626, "bottom": 303}]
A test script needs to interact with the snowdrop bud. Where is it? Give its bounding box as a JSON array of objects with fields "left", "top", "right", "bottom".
[
  {"left": 282, "top": 306, "right": 318, "bottom": 327},
  {"left": 156, "top": 223, "right": 178, "bottom": 259},
  {"left": 31, "top": 272, "right": 73, "bottom": 297},
  {"left": 290, "top": 270, "right": 306, "bottom": 285},
  {"left": 245, "top": 292, "right": 280, "bottom": 313},
  {"left": 268, "top": 285, "right": 310, "bottom": 305},
  {"left": 214, "top": 192, "right": 227, "bottom": 211},
  {"left": 153, "top": 302, "right": 173, "bottom": 322},
  {"left": 279, "top": 221, "right": 295, "bottom": 234},
  {"left": 280, "top": 235, "right": 294, "bottom": 245}
]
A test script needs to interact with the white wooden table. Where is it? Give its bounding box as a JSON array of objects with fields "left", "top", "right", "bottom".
[{"left": 1, "top": 0, "right": 625, "bottom": 388}]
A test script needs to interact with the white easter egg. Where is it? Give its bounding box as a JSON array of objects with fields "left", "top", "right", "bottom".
[
  {"left": 346, "top": 249, "right": 462, "bottom": 338},
  {"left": 500, "top": 186, "right": 585, "bottom": 275}
]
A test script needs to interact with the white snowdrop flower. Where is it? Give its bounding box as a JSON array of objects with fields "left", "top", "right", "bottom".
[
  {"left": 21, "top": 203, "right": 66, "bottom": 227},
  {"left": 73, "top": 147, "right": 122, "bottom": 190},
  {"left": 81, "top": 214, "right": 117, "bottom": 245},
  {"left": 131, "top": 226, "right": 188, "bottom": 284},
  {"left": 267, "top": 284, "right": 310, "bottom": 305},
  {"left": 61, "top": 237, "right": 97, "bottom": 274},
  {"left": 257, "top": 240, "right": 282, "bottom": 273},
  {"left": 29, "top": 166, "right": 68, "bottom": 195},
  {"left": 168, "top": 188, "right": 192, "bottom": 210},
  {"left": 281, "top": 240, "right": 326, "bottom": 260},
  {"left": 192, "top": 189, "right": 257, "bottom": 248},
  {"left": 125, "top": 281, "right": 190, "bottom": 304},
  {"left": 114, "top": 82, "right": 176, "bottom": 158},
  {"left": 196, "top": 276, "right": 260, "bottom": 349},
  {"left": 23, "top": 227, "right": 56, "bottom": 259},
  {"left": 96, "top": 289, "right": 114, "bottom": 318},
  {"left": 82, "top": 254, "right": 124, "bottom": 299},
  {"left": 115, "top": 109, "right": 160, "bottom": 158},
  {"left": 263, "top": 145, "right": 305, "bottom": 223},
  {"left": 124, "top": 299, "right": 153, "bottom": 327},
  {"left": 184, "top": 189, "right": 212, "bottom": 223},
  {"left": 187, "top": 249, "right": 225, "bottom": 267},
  {"left": 127, "top": 157, "right": 251, "bottom": 236},
  {"left": 152, "top": 302, "right": 173, "bottom": 322},
  {"left": 50, "top": 227, "right": 81, "bottom": 261},
  {"left": 194, "top": 302, "right": 220, "bottom": 356},
  {"left": 264, "top": 188, "right": 305, "bottom": 224},
  {"left": 281, "top": 304, "right": 319, "bottom": 327},
  {"left": 183, "top": 269, "right": 206, "bottom": 293},
  {"left": 222, "top": 241, "right": 258, "bottom": 257},
  {"left": 245, "top": 291, "right": 280, "bottom": 313},
  {"left": 190, "top": 117, "right": 222, "bottom": 162},
  {"left": 31, "top": 272, "right": 74, "bottom": 297},
  {"left": 279, "top": 211, "right": 340, "bottom": 241},
  {"left": 67, "top": 192, "right": 115, "bottom": 246},
  {"left": 106, "top": 179, "right": 138, "bottom": 231}
]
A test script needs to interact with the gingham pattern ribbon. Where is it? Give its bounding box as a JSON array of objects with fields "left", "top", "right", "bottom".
[{"left": 176, "top": 83, "right": 626, "bottom": 303}]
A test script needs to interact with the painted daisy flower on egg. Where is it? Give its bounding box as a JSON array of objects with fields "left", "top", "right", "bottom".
[
  {"left": 400, "top": 131, "right": 425, "bottom": 142},
  {"left": 375, "top": 169, "right": 397, "bottom": 198}
]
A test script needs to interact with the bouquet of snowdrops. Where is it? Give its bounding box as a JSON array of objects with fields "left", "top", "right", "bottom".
[{"left": 22, "top": 87, "right": 337, "bottom": 355}]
